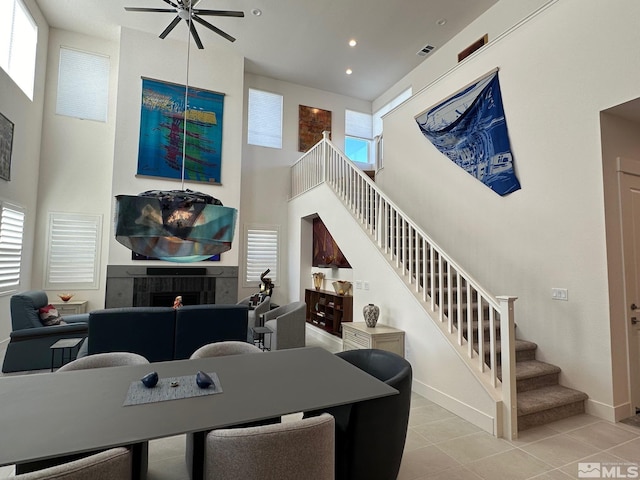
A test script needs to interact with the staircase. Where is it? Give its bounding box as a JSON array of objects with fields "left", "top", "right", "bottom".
[{"left": 291, "top": 135, "right": 588, "bottom": 436}]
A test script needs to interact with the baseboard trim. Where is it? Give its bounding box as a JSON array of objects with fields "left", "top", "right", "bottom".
[
  {"left": 412, "top": 378, "right": 496, "bottom": 435},
  {"left": 585, "top": 398, "right": 626, "bottom": 422}
]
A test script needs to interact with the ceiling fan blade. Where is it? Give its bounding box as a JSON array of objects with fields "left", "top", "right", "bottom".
[
  {"left": 193, "top": 10, "right": 244, "bottom": 18},
  {"left": 193, "top": 15, "right": 236, "bottom": 42},
  {"left": 160, "top": 0, "right": 180, "bottom": 8},
  {"left": 124, "top": 7, "right": 176, "bottom": 13},
  {"left": 189, "top": 21, "right": 205, "bottom": 49},
  {"left": 159, "top": 16, "right": 182, "bottom": 39}
]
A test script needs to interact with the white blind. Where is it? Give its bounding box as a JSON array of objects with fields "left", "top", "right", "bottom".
[
  {"left": 0, "top": 202, "right": 25, "bottom": 293},
  {"left": 245, "top": 226, "right": 279, "bottom": 284},
  {"left": 345, "top": 110, "right": 372, "bottom": 140},
  {"left": 0, "top": 0, "right": 37, "bottom": 100},
  {"left": 45, "top": 213, "right": 102, "bottom": 289},
  {"left": 248, "top": 88, "right": 283, "bottom": 149},
  {"left": 56, "top": 47, "right": 110, "bottom": 122}
]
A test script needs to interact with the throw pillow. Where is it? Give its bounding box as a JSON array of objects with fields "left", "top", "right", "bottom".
[
  {"left": 38, "top": 304, "right": 66, "bottom": 326},
  {"left": 249, "top": 293, "right": 266, "bottom": 307}
]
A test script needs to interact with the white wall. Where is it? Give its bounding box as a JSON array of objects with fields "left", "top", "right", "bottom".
[
  {"left": 375, "top": 0, "right": 640, "bottom": 420},
  {"left": 109, "top": 28, "right": 245, "bottom": 269},
  {"left": 239, "top": 74, "right": 370, "bottom": 305},
  {"left": 0, "top": 0, "right": 49, "bottom": 340},
  {"left": 31, "top": 29, "right": 119, "bottom": 312},
  {"left": 289, "top": 184, "right": 501, "bottom": 434}
]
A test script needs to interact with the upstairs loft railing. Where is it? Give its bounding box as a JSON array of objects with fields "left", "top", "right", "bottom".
[{"left": 290, "top": 133, "right": 519, "bottom": 439}]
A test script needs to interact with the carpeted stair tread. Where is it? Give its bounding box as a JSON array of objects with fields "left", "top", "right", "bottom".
[
  {"left": 517, "top": 385, "right": 588, "bottom": 416},
  {"left": 514, "top": 360, "right": 561, "bottom": 380},
  {"left": 485, "top": 339, "right": 538, "bottom": 354}
]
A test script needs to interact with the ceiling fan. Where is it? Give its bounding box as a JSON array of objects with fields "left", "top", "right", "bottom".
[{"left": 124, "top": 0, "right": 244, "bottom": 48}]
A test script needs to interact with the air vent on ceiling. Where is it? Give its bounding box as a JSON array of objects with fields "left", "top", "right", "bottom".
[{"left": 417, "top": 44, "right": 435, "bottom": 57}]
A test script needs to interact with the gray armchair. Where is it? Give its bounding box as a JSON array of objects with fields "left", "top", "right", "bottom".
[
  {"left": 2, "top": 291, "right": 88, "bottom": 373},
  {"left": 263, "top": 301, "right": 306, "bottom": 350},
  {"left": 237, "top": 295, "right": 270, "bottom": 342}
]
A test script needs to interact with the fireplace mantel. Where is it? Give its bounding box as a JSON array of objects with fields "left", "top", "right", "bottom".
[{"left": 105, "top": 265, "right": 239, "bottom": 308}]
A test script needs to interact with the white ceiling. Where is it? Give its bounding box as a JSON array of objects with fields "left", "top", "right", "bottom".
[{"left": 35, "top": 0, "right": 498, "bottom": 101}]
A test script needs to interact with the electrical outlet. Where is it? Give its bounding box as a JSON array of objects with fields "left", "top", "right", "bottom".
[
  {"left": 355, "top": 280, "right": 362, "bottom": 290},
  {"left": 551, "top": 288, "right": 568, "bottom": 301},
  {"left": 364, "top": 281, "right": 370, "bottom": 291}
]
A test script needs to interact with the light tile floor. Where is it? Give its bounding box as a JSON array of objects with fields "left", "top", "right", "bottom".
[{"left": 2, "top": 329, "right": 640, "bottom": 479}]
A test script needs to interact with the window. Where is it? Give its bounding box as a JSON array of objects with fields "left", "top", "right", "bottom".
[
  {"left": 45, "top": 213, "right": 102, "bottom": 289},
  {"left": 0, "top": 0, "right": 38, "bottom": 100},
  {"left": 244, "top": 225, "right": 279, "bottom": 286},
  {"left": 247, "top": 88, "right": 283, "bottom": 148},
  {"left": 345, "top": 110, "right": 373, "bottom": 164},
  {"left": 0, "top": 201, "right": 25, "bottom": 295},
  {"left": 56, "top": 47, "right": 110, "bottom": 122}
]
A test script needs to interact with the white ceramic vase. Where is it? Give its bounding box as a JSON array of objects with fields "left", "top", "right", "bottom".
[{"left": 363, "top": 303, "right": 379, "bottom": 328}]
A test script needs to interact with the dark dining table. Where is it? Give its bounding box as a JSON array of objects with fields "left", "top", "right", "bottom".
[{"left": 0, "top": 346, "right": 397, "bottom": 480}]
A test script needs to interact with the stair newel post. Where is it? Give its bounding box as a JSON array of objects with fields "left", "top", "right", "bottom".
[
  {"left": 322, "top": 131, "right": 329, "bottom": 186},
  {"left": 497, "top": 295, "right": 518, "bottom": 440}
]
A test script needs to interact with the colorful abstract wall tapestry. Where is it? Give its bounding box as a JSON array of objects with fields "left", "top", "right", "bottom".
[
  {"left": 137, "top": 78, "right": 224, "bottom": 184},
  {"left": 415, "top": 71, "right": 520, "bottom": 196}
]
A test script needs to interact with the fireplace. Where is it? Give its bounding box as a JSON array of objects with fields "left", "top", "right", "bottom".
[{"left": 105, "top": 265, "right": 239, "bottom": 308}]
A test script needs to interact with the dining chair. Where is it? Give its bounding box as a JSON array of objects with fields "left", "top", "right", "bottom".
[
  {"left": 14, "top": 447, "right": 131, "bottom": 479},
  {"left": 190, "top": 340, "right": 262, "bottom": 358},
  {"left": 205, "top": 413, "right": 335, "bottom": 480},
  {"left": 56, "top": 351, "right": 149, "bottom": 372},
  {"left": 305, "top": 348, "right": 412, "bottom": 480},
  {"left": 185, "top": 340, "right": 263, "bottom": 479}
]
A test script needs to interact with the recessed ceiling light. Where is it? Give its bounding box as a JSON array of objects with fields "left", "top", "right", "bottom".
[
  {"left": 348, "top": 39, "right": 357, "bottom": 47},
  {"left": 436, "top": 18, "right": 447, "bottom": 26},
  {"left": 346, "top": 68, "right": 353, "bottom": 75},
  {"left": 251, "top": 8, "right": 262, "bottom": 16}
]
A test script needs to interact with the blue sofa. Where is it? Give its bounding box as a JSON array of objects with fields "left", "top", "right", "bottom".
[
  {"left": 2, "top": 291, "right": 89, "bottom": 373},
  {"left": 83, "top": 304, "right": 250, "bottom": 362}
]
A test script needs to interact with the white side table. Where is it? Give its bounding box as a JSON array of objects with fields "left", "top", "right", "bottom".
[
  {"left": 342, "top": 322, "right": 405, "bottom": 357},
  {"left": 51, "top": 300, "right": 88, "bottom": 316}
]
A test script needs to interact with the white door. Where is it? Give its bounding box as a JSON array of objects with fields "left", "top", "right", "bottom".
[{"left": 619, "top": 160, "right": 640, "bottom": 411}]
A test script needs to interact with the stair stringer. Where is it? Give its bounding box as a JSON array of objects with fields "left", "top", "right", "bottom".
[{"left": 288, "top": 183, "right": 506, "bottom": 435}]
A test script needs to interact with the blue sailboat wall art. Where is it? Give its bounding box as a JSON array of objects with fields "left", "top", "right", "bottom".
[{"left": 415, "top": 71, "right": 520, "bottom": 196}]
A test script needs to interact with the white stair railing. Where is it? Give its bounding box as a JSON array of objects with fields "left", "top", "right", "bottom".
[{"left": 291, "top": 133, "right": 518, "bottom": 439}]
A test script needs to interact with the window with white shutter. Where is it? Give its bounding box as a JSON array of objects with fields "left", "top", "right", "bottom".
[
  {"left": 345, "top": 109, "right": 373, "bottom": 164},
  {"left": 45, "top": 213, "right": 102, "bottom": 289},
  {"left": 0, "top": 201, "right": 25, "bottom": 295},
  {"left": 0, "top": 0, "right": 38, "bottom": 100},
  {"left": 244, "top": 225, "right": 279, "bottom": 286}
]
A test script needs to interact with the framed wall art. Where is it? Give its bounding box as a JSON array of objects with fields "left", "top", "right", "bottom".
[
  {"left": 137, "top": 77, "right": 225, "bottom": 184},
  {"left": 0, "top": 111, "right": 14, "bottom": 182},
  {"left": 298, "top": 105, "right": 331, "bottom": 152}
]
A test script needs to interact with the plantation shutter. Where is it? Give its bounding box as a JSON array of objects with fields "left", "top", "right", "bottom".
[
  {"left": 245, "top": 226, "right": 279, "bottom": 284},
  {"left": 0, "top": 203, "right": 25, "bottom": 293}
]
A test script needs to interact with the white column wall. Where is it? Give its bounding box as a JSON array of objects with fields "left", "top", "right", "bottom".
[
  {"left": 0, "top": 0, "right": 49, "bottom": 340},
  {"left": 109, "top": 28, "right": 245, "bottom": 268}
]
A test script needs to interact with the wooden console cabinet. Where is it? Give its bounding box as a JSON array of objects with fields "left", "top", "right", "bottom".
[
  {"left": 342, "top": 322, "right": 405, "bottom": 357},
  {"left": 305, "top": 288, "right": 353, "bottom": 337}
]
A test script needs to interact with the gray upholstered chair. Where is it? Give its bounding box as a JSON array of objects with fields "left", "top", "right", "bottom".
[
  {"left": 190, "top": 341, "right": 262, "bottom": 359},
  {"left": 237, "top": 295, "right": 271, "bottom": 342},
  {"left": 205, "top": 414, "right": 335, "bottom": 480},
  {"left": 14, "top": 447, "right": 131, "bottom": 479},
  {"left": 262, "top": 301, "right": 306, "bottom": 350},
  {"left": 56, "top": 352, "right": 149, "bottom": 372},
  {"left": 186, "top": 340, "right": 263, "bottom": 479},
  {"left": 2, "top": 290, "right": 89, "bottom": 373}
]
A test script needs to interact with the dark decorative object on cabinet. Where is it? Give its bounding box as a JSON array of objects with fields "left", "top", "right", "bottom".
[{"left": 312, "top": 217, "right": 351, "bottom": 268}]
